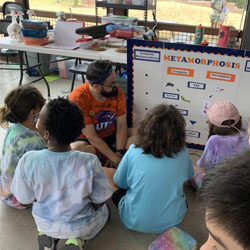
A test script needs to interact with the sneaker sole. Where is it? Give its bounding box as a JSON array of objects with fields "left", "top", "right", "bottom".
[{"left": 38, "top": 234, "right": 54, "bottom": 250}]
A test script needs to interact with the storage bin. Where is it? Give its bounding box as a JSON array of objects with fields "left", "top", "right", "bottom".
[
  {"left": 23, "top": 37, "right": 49, "bottom": 46},
  {"left": 21, "top": 20, "right": 48, "bottom": 30},
  {"left": 25, "top": 52, "right": 51, "bottom": 76},
  {"left": 109, "top": 27, "right": 134, "bottom": 39},
  {"left": 133, "top": 25, "right": 144, "bottom": 38},
  {"left": 21, "top": 28, "right": 48, "bottom": 38},
  {"left": 101, "top": 15, "right": 138, "bottom": 26},
  {"left": 57, "top": 57, "right": 76, "bottom": 79},
  {"left": 76, "top": 38, "right": 92, "bottom": 49}
]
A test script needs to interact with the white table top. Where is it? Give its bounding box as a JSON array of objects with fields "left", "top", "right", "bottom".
[{"left": 0, "top": 37, "right": 127, "bottom": 64}]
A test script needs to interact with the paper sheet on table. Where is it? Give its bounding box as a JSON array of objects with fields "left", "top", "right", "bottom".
[{"left": 44, "top": 21, "right": 84, "bottom": 50}]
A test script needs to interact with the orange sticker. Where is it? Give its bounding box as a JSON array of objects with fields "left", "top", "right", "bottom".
[
  {"left": 167, "top": 67, "right": 194, "bottom": 77},
  {"left": 206, "top": 71, "right": 235, "bottom": 82}
]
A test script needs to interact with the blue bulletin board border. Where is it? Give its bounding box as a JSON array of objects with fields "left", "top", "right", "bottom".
[
  {"left": 126, "top": 39, "right": 246, "bottom": 150},
  {"left": 127, "top": 39, "right": 163, "bottom": 129}
]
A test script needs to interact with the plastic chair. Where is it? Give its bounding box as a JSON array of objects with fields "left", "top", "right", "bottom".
[
  {"left": 1, "top": 2, "right": 28, "bottom": 69},
  {"left": 2, "top": 1, "right": 28, "bottom": 19},
  {"left": 69, "top": 59, "right": 91, "bottom": 92}
]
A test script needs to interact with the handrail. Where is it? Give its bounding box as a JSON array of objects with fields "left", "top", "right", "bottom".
[{"left": 0, "top": 7, "right": 243, "bottom": 38}]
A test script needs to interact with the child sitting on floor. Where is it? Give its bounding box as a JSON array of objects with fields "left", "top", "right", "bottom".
[
  {"left": 0, "top": 85, "right": 46, "bottom": 209},
  {"left": 192, "top": 101, "right": 249, "bottom": 189},
  {"left": 105, "top": 104, "right": 194, "bottom": 233},
  {"left": 11, "top": 97, "right": 113, "bottom": 250},
  {"left": 199, "top": 150, "right": 250, "bottom": 250}
]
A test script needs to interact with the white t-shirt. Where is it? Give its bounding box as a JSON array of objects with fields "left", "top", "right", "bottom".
[
  {"left": 11, "top": 149, "right": 113, "bottom": 239},
  {"left": 211, "top": 0, "right": 224, "bottom": 14}
]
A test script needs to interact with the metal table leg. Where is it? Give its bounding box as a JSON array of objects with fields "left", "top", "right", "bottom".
[
  {"left": 36, "top": 53, "right": 50, "bottom": 97},
  {"left": 18, "top": 51, "right": 24, "bottom": 86}
]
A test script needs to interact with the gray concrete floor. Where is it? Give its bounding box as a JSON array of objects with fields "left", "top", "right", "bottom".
[{"left": 0, "top": 65, "right": 208, "bottom": 250}]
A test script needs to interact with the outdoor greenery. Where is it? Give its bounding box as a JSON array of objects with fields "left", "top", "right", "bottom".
[
  {"left": 0, "top": 0, "right": 246, "bottom": 29},
  {"left": 228, "top": 0, "right": 246, "bottom": 9}
]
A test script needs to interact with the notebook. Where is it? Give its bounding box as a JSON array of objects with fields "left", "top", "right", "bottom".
[
  {"left": 44, "top": 21, "right": 84, "bottom": 50},
  {"left": 148, "top": 227, "right": 197, "bottom": 250}
]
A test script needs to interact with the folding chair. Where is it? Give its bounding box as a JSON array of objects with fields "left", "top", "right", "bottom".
[
  {"left": 69, "top": 60, "right": 91, "bottom": 92},
  {"left": 2, "top": 1, "right": 28, "bottom": 19},
  {"left": 0, "top": 2, "right": 28, "bottom": 69},
  {"left": 0, "top": 19, "right": 29, "bottom": 70}
]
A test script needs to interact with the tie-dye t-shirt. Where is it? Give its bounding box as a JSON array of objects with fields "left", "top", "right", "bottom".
[
  {"left": 0, "top": 123, "right": 46, "bottom": 208},
  {"left": 11, "top": 149, "right": 113, "bottom": 239},
  {"left": 197, "top": 127, "right": 249, "bottom": 169}
]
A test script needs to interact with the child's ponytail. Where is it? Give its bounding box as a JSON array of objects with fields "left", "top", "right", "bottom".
[
  {"left": 0, "top": 85, "right": 45, "bottom": 128},
  {"left": 0, "top": 104, "right": 11, "bottom": 128}
]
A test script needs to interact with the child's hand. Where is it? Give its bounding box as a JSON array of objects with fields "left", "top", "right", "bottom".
[
  {"left": 112, "top": 154, "right": 122, "bottom": 167},
  {"left": 104, "top": 159, "right": 116, "bottom": 168},
  {"left": 194, "top": 165, "right": 206, "bottom": 176},
  {"left": 105, "top": 154, "right": 122, "bottom": 168}
]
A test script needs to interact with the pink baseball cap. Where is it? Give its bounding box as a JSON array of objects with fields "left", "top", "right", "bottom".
[{"left": 207, "top": 101, "right": 240, "bottom": 128}]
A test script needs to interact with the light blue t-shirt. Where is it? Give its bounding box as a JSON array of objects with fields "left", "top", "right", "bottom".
[
  {"left": 113, "top": 144, "right": 194, "bottom": 233},
  {"left": 11, "top": 149, "right": 113, "bottom": 239}
]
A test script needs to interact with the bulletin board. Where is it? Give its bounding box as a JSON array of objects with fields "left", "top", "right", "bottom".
[{"left": 127, "top": 39, "right": 250, "bottom": 149}]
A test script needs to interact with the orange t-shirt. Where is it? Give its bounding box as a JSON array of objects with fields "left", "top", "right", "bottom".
[{"left": 69, "top": 81, "right": 127, "bottom": 139}]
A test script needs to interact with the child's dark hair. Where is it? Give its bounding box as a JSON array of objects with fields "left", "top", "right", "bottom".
[
  {"left": 208, "top": 118, "right": 242, "bottom": 138},
  {"left": 135, "top": 104, "right": 186, "bottom": 158},
  {"left": 86, "top": 60, "right": 113, "bottom": 85},
  {"left": 44, "top": 97, "right": 84, "bottom": 145},
  {"left": 199, "top": 150, "right": 250, "bottom": 248},
  {"left": 0, "top": 85, "right": 45, "bottom": 128}
]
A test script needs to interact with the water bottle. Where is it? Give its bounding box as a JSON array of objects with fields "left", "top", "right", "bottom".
[
  {"left": 194, "top": 24, "right": 203, "bottom": 45},
  {"left": 218, "top": 25, "right": 230, "bottom": 48},
  {"left": 56, "top": 11, "right": 66, "bottom": 22}
]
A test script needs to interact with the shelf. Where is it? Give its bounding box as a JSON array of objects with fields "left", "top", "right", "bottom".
[{"left": 96, "top": 1, "right": 156, "bottom": 10}]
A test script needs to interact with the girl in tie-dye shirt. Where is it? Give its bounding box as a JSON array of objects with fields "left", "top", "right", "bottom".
[
  {"left": 0, "top": 85, "right": 46, "bottom": 209},
  {"left": 192, "top": 101, "right": 249, "bottom": 189},
  {"left": 11, "top": 97, "right": 112, "bottom": 250}
]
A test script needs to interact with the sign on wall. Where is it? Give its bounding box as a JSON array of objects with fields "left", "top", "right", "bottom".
[{"left": 127, "top": 39, "right": 250, "bottom": 148}]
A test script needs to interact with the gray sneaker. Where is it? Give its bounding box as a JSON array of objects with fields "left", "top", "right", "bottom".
[
  {"left": 64, "top": 238, "right": 86, "bottom": 250},
  {"left": 38, "top": 233, "right": 59, "bottom": 250},
  {"left": 38, "top": 233, "right": 54, "bottom": 250}
]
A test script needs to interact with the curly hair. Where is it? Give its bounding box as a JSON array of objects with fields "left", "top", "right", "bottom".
[
  {"left": 135, "top": 104, "right": 186, "bottom": 158},
  {"left": 208, "top": 118, "right": 242, "bottom": 138},
  {"left": 44, "top": 97, "right": 84, "bottom": 145},
  {"left": 0, "top": 85, "right": 45, "bottom": 128},
  {"left": 199, "top": 150, "right": 250, "bottom": 249},
  {"left": 86, "top": 59, "right": 113, "bottom": 85}
]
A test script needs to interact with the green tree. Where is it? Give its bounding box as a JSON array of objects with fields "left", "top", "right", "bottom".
[
  {"left": 74, "top": 0, "right": 79, "bottom": 6},
  {"left": 227, "top": 0, "right": 246, "bottom": 9}
]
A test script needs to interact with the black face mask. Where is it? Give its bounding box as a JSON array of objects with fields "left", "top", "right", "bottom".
[{"left": 100, "top": 86, "right": 118, "bottom": 98}]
